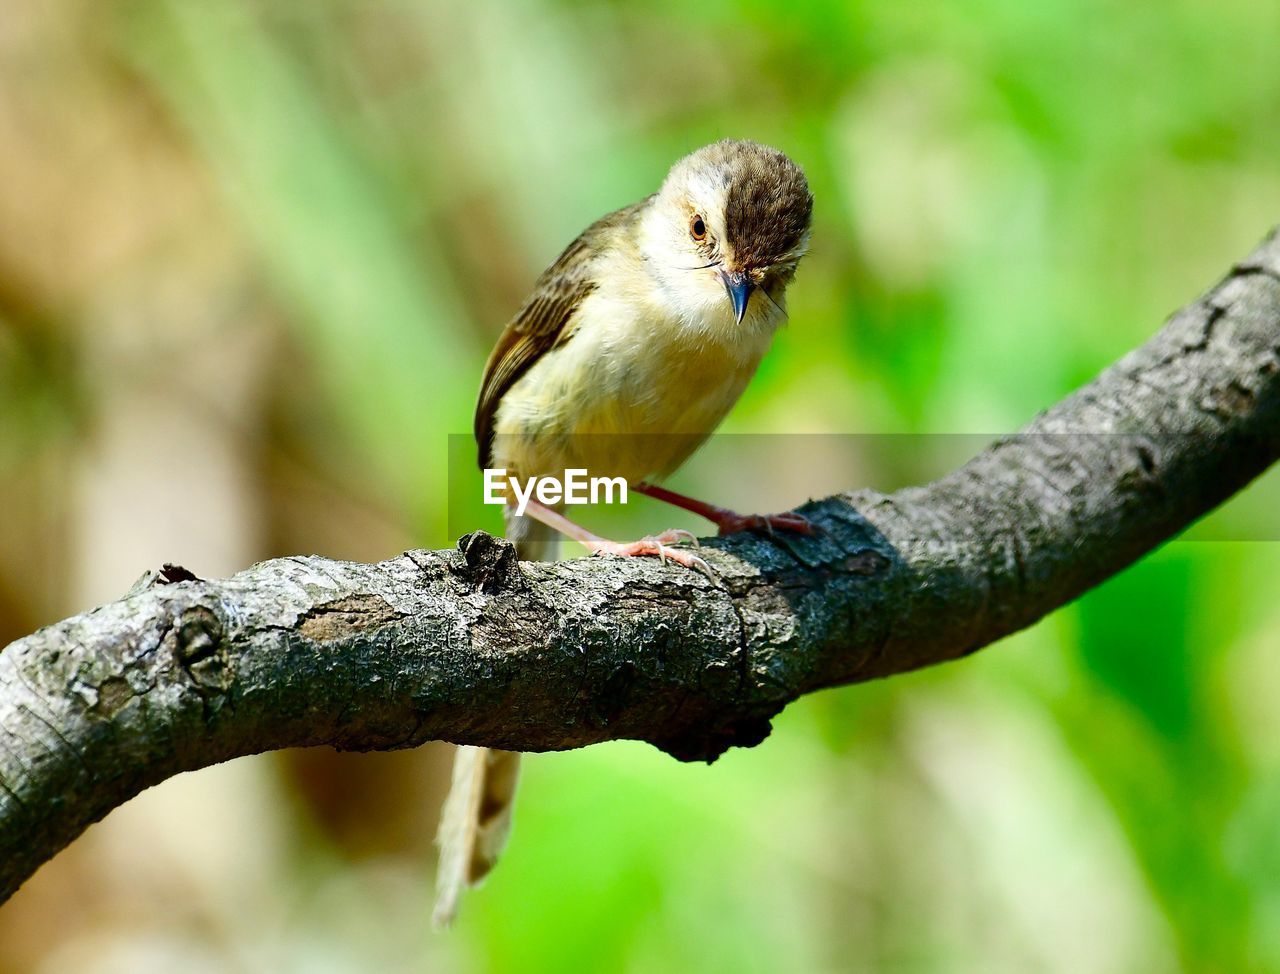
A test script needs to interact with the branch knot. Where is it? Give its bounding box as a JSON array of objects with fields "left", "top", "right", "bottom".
[
  {"left": 454, "top": 531, "right": 522, "bottom": 594},
  {"left": 173, "top": 606, "right": 231, "bottom": 694}
]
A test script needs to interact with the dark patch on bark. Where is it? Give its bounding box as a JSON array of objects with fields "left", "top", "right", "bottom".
[{"left": 453, "top": 531, "right": 522, "bottom": 594}]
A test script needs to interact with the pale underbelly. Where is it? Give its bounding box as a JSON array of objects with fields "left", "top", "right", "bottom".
[{"left": 490, "top": 323, "right": 769, "bottom": 485}]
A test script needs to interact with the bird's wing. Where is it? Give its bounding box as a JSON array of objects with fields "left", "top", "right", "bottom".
[{"left": 474, "top": 198, "right": 650, "bottom": 466}]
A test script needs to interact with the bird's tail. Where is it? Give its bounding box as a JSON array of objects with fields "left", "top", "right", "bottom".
[{"left": 432, "top": 512, "right": 557, "bottom": 926}]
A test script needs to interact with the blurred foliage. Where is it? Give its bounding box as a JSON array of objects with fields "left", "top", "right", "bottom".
[{"left": 1, "top": 0, "right": 1279, "bottom": 971}]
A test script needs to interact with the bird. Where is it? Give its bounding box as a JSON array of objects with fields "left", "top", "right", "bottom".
[{"left": 432, "top": 139, "right": 814, "bottom": 925}]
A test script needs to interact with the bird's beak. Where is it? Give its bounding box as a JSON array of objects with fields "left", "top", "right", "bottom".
[{"left": 719, "top": 268, "right": 755, "bottom": 324}]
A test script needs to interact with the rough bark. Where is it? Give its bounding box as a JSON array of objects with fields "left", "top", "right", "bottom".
[{"left": 2, "top": 231, "right": 1278, "bottom": 904}]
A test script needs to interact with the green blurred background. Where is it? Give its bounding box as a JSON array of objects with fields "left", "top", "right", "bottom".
[{"left": 2, "top": 0, "right": 1279, "bottom": 971}]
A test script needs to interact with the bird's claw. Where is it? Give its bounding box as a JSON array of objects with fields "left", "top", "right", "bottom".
[{"left": 654, "top": 528, "right": 700, "bottom": 547}]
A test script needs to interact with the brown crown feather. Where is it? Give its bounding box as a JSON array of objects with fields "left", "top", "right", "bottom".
[{"left": 720, "top": 142, "right": 813, "bottom": 269}]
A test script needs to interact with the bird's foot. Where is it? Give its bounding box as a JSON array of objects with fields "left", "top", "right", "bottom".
[
  {"left": 714, "top": 511, "right": 814, "bottom": 538},
  {"left": 587, "top": 529, "right": 717, "bottom": 581},
  {"left": 632, "top": 483, "right": 815, "bottom": 542}
]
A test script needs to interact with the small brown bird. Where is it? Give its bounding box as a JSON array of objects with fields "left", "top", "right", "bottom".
[{"left": 433, "top": 139, "right": 814, "bottom": 924}]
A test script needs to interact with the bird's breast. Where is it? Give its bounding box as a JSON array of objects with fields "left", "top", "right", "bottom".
[{"left": 490, "top": 285, "right": 777, "bottom": 484}]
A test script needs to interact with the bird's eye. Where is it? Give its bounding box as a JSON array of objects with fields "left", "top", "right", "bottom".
[{"left": 690, "top": 215, "right": 707, "bottom": 241}]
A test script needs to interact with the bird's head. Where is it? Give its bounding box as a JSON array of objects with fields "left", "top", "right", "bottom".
[{"left": 641, "top": 139, "right": 812, "bottom": 328}]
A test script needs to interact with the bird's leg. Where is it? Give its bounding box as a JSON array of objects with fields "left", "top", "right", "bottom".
[
  {"left": 516, "top": 500, "right": 716, "bottom": 580},
  {"left": 633, "top": 482, "right": 814, "bottom": 537}
]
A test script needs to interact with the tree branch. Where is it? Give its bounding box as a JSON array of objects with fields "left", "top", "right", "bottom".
[{"left": 2, "top": 230, "right": 1278, "bottom": 904}]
